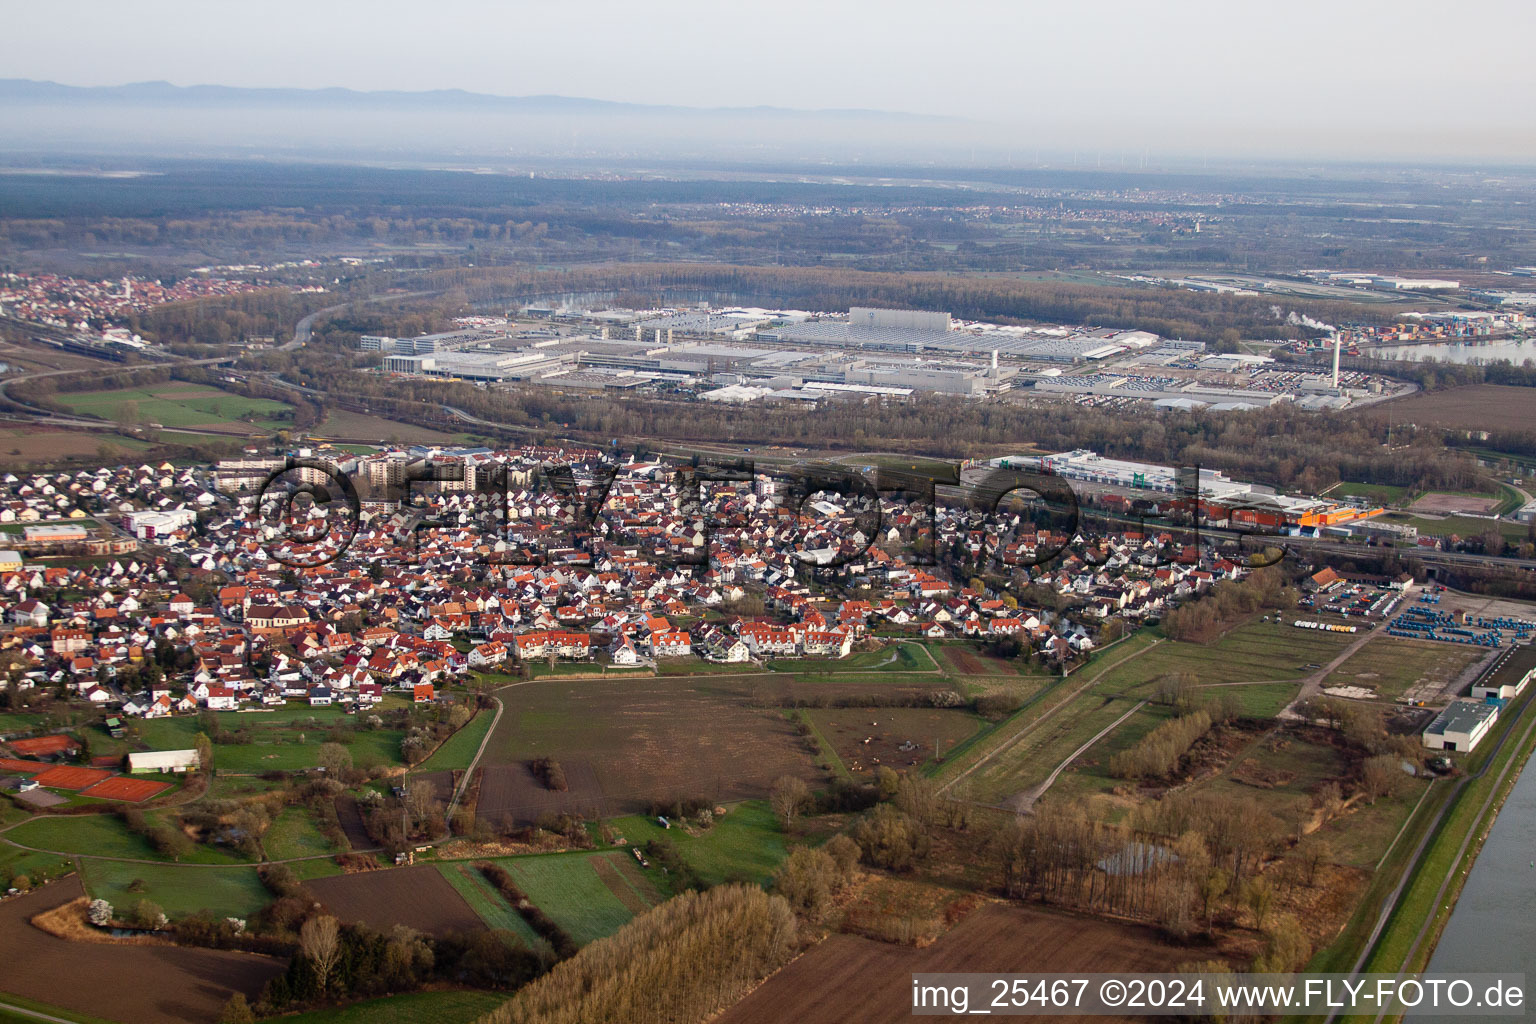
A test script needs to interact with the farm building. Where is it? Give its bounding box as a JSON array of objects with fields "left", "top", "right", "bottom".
[
  {"left": 1471, "top": 644, "right": 1536, "bottom": 702},
  {"left": 127, "top": 749, "right": 201, "bottom": 774},
  {"left": 1422, "top": 700, "right": 1499, "bottom": 753}
]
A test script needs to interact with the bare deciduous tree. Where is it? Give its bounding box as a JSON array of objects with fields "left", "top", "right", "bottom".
[
  {"left": 300, "top": 914, "right": 341, "bottom": 993},
  {"left": 769, "top": 775, "right": 810, "bottom": 831}
]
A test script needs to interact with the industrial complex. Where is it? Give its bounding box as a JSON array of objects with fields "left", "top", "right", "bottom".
[{"left": 364, "top": 304, "right": 1403, "bottom": 409}]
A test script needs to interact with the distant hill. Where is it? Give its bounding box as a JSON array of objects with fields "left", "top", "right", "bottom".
[{"left": 0, "top": 79, "right": 952, "bottom": 123}]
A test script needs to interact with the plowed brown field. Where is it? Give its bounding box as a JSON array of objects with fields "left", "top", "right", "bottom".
[
  {"left": 717, "top": 902, "right": 1190, "bottom": 1024},
  {"left": 307, "top": 864, "right": 485, "bottom": 937},
  {"left": 0, "top": 876, "right": 284, "bottom": 1024}
]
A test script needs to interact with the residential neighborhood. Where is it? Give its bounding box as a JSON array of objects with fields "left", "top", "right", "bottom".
[{"left": 0, "top": 444, "right": 1255, "bottom": 721}]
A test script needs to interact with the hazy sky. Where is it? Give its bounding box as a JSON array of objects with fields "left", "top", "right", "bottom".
[{"left": 7, "top": 0, "right": 1536, "bottom": 159}]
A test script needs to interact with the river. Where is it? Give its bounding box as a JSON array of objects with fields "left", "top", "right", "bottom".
[
  {"left": 1370, "top": 338, "right": 1536, "bottom": 366},
  {"left": 1410, "top": 750, "right": 1536, "bottom": 1002}
]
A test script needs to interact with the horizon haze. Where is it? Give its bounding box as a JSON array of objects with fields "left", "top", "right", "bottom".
[{"left": 3, "top": 0, "right": 1535, "bottom": 165}]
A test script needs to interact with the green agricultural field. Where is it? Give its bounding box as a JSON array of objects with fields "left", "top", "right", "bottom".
[
  {"left": 276, "top": 990, "right": 506, "bottom": 1024},
  {"left": 766, "top": 642, "right": 938, "bottom": 674},
  {"left": 6, "top": 814, "right": 161, "bottom": 860},
  {"left": 1195, "top": 681, "right": 1305, "bottom": 719},
  {"left": 1313, "top": 784, "right": 1432, "bottom": 870},
  {"left": 262, "top": 807, "right": 341, "bottom": 860},
  {"left": 0, "top": 845, "right": 75, "bottom": 889},
  {"left": 1041, "top": 702, "right": 1178, "bottom": 811},
  {"left": 414, "top": 708, "right": 495, "bottom": 773},
  {"left": 54, "top": 382, "right": 292, "bottom": 431},
  {"left": 1092, "top": 620, "right": 1356, "bottom": 694},
  {"left": 290, "top": 858, "right": 347, "bottom": 882},
  {"left": 653, "top": 659, "right": 760, "bottom": 676},
  {"left": 5, "top": 813, "right": 253, "bottom": 865},
  {"left": 77, "top": 861, "right": 270, "bottom": 920},
  {"left": 435, "top": 862, "right": 546, "bottom": 950},
  {"left": 0, "top": 994, "right": 115, "bottom": 1024},
  {"left": 607, "top": 799, "right": 787, "bottom": 888},
  {"left": 118, "top": 702, "right": 409, "bottom": 772},
  {"left": 963, "top": 690, "right": 1150, "bottom": 806},
  {"left": 1379, "top": 512, "right": 1529, "bottom": 541},
  {"left": 495, "top": 852, "right": 636, "bottom": 945}
]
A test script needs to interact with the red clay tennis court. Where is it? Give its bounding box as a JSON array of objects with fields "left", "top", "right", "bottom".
[
  {"left": 7, "top": 736, "right": 80, "bottom": 757},
  {"left": 82, "top": 776, "right": 172, "bottom": 802},
  {"left": 30, "top": 766, "right": 112, "bottom": 790},
  {"left": 0, "top": 758, "right": 43, "bottom": 774}
]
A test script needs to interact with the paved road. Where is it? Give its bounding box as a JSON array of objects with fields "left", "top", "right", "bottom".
[
  {"left": 280, "top": 289, "right": 440, "bottom": 352},
  {"left": 280, "top": 301, "right": 348, "bottom": 351},
  {"left": 440, "top": 686, "right": 513, "bottom": 827}
]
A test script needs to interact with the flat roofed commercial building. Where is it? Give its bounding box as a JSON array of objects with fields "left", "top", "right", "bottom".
[
  {"left": 849, "top": 307, "right": 952, "bottom": 332},
  {"left": 1423, "top": 700, "right": 1499, "bottom": 753},
  {"left": 23, "top": 523, "right": 88, "bottom": 543},
  {"left": 1472, "top": 644, "right": 1536, "bottom": 701}
]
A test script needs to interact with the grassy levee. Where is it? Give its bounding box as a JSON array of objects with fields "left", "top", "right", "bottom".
[
  {"left": 1366, "top": 691, "right": 1536, "bottom": 971},
  {"left": 1302, "top": 679, "right": 1536, "bottom": 1024},
  {"left": 928, "top": 631, "right": 1159, "bottom": 791}
]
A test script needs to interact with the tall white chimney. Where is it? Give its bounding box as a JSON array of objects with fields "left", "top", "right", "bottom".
[
  {"left": 1332, "top": 335, "right": 1341, "bottom": 389},
  {"left": 992, "top": 349, "right": 999, "bottom": 376}
]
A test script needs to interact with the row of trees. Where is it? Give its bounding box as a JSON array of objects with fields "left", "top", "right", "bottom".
[
  {"left": 478, "top": 862, "right": 579, "bottom": 959},
  {"left": 259, "top": 915, "right": 542, "bottom": 1013},
  {"left": 1109, "top": 709, "right": 1214, "bottom": 781},
  {"left": 1162, "top": 567, "right": 1298, "bottom": 642},
  {"left": 481, "top": 884, "right": 798, "bottom": 1024}
]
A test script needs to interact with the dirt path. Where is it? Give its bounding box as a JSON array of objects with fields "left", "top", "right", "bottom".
[
  {"left": 1281, "top": 585, "right": 1412, "bottom": 717},
  {"left": 444, "top": 686, "right": 511, "bottom": 827},
  {"left": 1005, "top": 699, "right": 1148, "bottom": 814},
  {"left": 937, "top": 638, "right": 1162, "bottom": 795}
]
